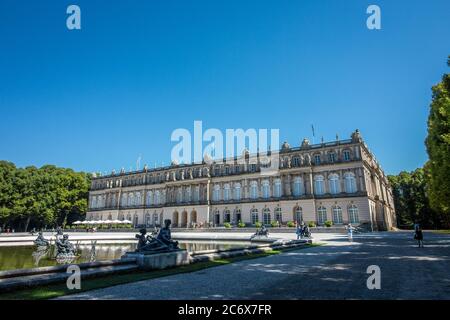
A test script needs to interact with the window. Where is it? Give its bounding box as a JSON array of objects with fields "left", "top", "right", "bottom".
[
  {"left": 214, "top": 167, "right": 220, "bottom": 176},
  {"left": 155, "top": 190, "right": 160, "bottom": 205},
  {"left": 153, "top": 213, "right": 159, "bottom": 225},
  {"left": 92, "top": 197, "right": 97, "bottom": 209},
  {"left": 314, "top": 154, "right": 321, "bottom": 165},
  {"left": 294, "top": 207, "right": 302, "bottom": 223},
  {"left": 193, "top": 186, "right": 200, "bottom": 202},
  {"left": 262, "top": 180, "right": 270, "bottom": 199},
  {"left": 214, "top": 210, "right": 220, "bottom": 225},
  {"left": 250, "top": 164, "right": 257, "bottom": 172},
  {"left": 136, "top": 192, "right": 141, "bottom": 206},
  {"left": 213, "top": 185, "right": 221, "bottom": 201},
  {"left": 343, "top": 150, "right": 351, "bottom": 161},
  {"left": 145, "top": 213, "right": 151, "bottom": 226},
  {"left": 344, "top": 173, "right": 357, "bottom": 193},
  {"left": 293, "top": 177, "right": 303, "bottom": 197},
  {"left": 184, "top": 187, "right": 191, "bottom": 203},
  {"left": 292, "top": 157, "right": 300, "bottom": 167},
  {"left": 234, "top": 183, "right": 241, "bottom": 201},
  {"left": 251, "top": 209, "right": 259, "bottom": 224},
  {"left": 348, "top": 205, "right": 359, "bottom": 223},
  {"left": 223, "top": 210, "right": 231, "bottom": 223},
  {"left": 235, "top": 165, "right": 241, "bottom": 174},
  {"left": 263, "top": 208, "right": 271, "bottom": 225},
  {"left": 317, "top": 206, "right": 327, "bottom": 225},
  {"left": 332, "top": 206, "right": 343, "bottom": 224},
  {"left": 234, "top": 209, "right": 242, "bottom": 223},
  {"left": 127, "top": 193, "right": 133, "bottom": 206},
  {"left": 225, "top": 167, "right": 230, "bottom": 175},
  {"left": 328, "top": 152, "right": 336, "bottom": 163},
  {"left": 176, "top": 188, "right": 182, "bottom": 203},
  {"left": 328, "top": 174, "right": 340, "bottom": 195},
  {"left": 250, "top": 181, "right": 258, "bottom": 199},
  {"left": 314, "top": 175, "right": 325, "bottom": 195},
  {"left": 223, "top": 184, "right": 231, "bottom": 201},
  {"left": 275, "top": 207, "right": 282, "bottom": 223},
  {"left": 274, "top": 179, "right": 282, "bottom": 198},
  {"left": 146, "top": 191, "right": 153, "bottom": 206}
]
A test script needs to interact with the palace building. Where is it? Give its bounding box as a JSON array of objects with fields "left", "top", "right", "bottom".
[{"left": 86, "top": 129, "right": 396, "bottom": 231}]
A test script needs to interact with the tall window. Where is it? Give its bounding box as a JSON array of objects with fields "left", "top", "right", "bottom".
[
  {"left": 145, "top": 213, "right": 151, "bottom": 226},
  {"left": 153, "top": 213, "right": 159, "bottom": 225},
  {"left": 332, "top": 206, "right": 343, "bottom": 224},
  {"left": 251, "top": 209, "right": 259, "bottom": 224},
  {"left": 223, "top": 184, "right": 231, "bottom": 201},
  {"left": 176, "top": 188, "right": 182, "bottom": 203},
  {"left": 274, "top": 179, "right": 282, "bottom": 198},
  {"left": 292, "top": 157, "right": 300, "bottom": 167},
  {"left": 92, "top": 197, "right": 97, "bottom": 209},
  {"left": 263, "top": 208, "right": 271, "bottom": 225},
  {"left": 213, "top": 185, "right": 221, "bottom": 201},
  {"left": 344, "top": 173, "right": 357, "bottom": 193},
  {"left": 314, "top": 175, "right": 325, "bottom": 195},
  {"left": 250, "top": 181, "right": 258, "bottom": 199},
  {"left": 234, "top": 209, "right": 242, "bottom": 223},
  {"left": 136, "top": 192, "right": 141, "bottom": 206},
  {"left": 193, "top": 186, "right": 200, "bottom": 202},
  {"left": 293, "top": 177, "right": 303, "bottom": 197},
  {"left": 343, "top": 150, "right": 351, "bottom": 161},
  {"left": 275, "top": 207, "right": 282, "bottom": 223},
  {"left": 155, "top": 190, "right": 160, "bottom": 205},
  {"left": 262, "top": 180, "right": 270, "bottom": 199},
  {"left": 294, "top": 207, "right": 302, "bottom": 223},
  {"left": 146, "top": 191, "right": 153, "bottom": 206},
  {"left": 317, "top": 206, "right": 327, "bottom": 225},
  {"left": 128, "top": 193, "right": 133, "bottom": 206},
  {"left": 348, "top": 205, "right": 359, "bottom": 223},
  {"left": 223, "top": 210, "right": 231, "bottom": 223},
  {"left": 328, "top": 174, "right": 340, "bottom": 195},
  {"left": 121, "top": 194, "right": 127, "bottom": 207},
  {"left": 234, "top": 183, "right": 241, "bottom": 200}
]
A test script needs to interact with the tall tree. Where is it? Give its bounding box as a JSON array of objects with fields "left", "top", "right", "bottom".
[{"left": 425, "top": 56, "right": 450, "bottom": 228}]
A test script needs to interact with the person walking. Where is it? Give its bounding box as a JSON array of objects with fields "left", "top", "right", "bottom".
[{"left": 414, "top": 226, "right": 424, "bottom": 247}]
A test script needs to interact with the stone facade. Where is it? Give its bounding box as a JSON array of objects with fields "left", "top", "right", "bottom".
[{"left": 86, "top": 130, "right": 396, "bottom": 231}]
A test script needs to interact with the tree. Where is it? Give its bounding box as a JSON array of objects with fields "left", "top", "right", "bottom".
[{"left": 425, "top": 56, "right": 450, "bottom": 228}]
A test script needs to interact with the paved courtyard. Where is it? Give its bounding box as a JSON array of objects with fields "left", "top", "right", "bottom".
[{"left": 59, "top": 231, "right": 450, "bottom": 300}]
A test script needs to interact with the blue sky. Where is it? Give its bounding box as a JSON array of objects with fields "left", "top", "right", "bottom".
[{"left": 0, "top": 0, "right": 449, "bottom": 175}]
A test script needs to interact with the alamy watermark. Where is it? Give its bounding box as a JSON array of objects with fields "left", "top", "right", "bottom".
[
  {"left": 366, "top": 265, "right": 381, "bottom": 289},
  {"left": 171, "top": 121, "right": 280, "bottom": 175},
  {"left": 66, "top": 265, "right": 81, "bottom": 290}
]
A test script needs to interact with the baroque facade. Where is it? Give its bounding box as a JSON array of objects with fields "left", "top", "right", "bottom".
[{"left": 86, "top": 130, "right": 396, "bottom": 231}]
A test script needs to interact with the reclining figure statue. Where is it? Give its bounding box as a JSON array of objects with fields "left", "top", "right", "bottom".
[
  {"left": 135, "top": 219, "right": 179, "bottom": 253},
  {"left": 34, "top": 232, "right": 50, "bottom": 247}
]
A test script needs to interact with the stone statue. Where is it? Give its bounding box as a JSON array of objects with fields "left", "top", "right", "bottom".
[
  {"left": 34, "top": 232, "right": 49, "bottom": 247},
  {"left": 251, "top": 225, "right": 269, "bottom": 240},
  {"left": 135, "top": 219, "right": 179, "bottom": 253},
  {"left": 188, "top": 169, "right": 193, "bottom": 179},
  {"left": 180, "top": 170, "right": 185, "bottom": 180},
  {"left": 55, "top": 234, "right": 77, "bottom": 258}
]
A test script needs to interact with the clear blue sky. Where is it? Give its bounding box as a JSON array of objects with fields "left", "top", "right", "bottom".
[{"left": 0, "top": 0, "right": 449, "bottom": 175}]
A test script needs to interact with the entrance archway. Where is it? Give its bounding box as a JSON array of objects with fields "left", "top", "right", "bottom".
[
  {"left": 172, "top": 211, "right": 179, "bottom": 227},
  {"left": 181, "top": 211, "right": 188, "bottom": 227},
  {"left": 190, "top": 210, "right": 198, "bottom": 225}
]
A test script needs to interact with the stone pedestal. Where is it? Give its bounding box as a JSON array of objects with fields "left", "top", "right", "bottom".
[{"left": 122, "top": 250, "right": 190, "bottom": 270}]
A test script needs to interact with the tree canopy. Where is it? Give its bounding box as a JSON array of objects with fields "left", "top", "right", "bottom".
[
  {"left": 425, "top": 56, "right": 450, "bottom": 227},
  {"left": 0, "top": 161, "right": 91, "bottom": 231}
]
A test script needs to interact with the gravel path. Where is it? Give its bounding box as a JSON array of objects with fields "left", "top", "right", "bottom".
[{"left": 58, "top": 231, "right": 450, "bottom": 300}]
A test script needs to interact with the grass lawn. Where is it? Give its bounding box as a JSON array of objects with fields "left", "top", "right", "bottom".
[
  {"left": 430, "top": 230, "right": 450, "bottom": 234},
  {"left": 0, "top": 243, "right": 320, "bottom": 300}
]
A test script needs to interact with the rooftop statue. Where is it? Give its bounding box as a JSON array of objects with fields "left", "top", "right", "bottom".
[
  {"left": 34, "top": 232, "right": 50, "bottom": 247},
  {"left": 135, "top": 219, "right": 179, "bottom": 253}
]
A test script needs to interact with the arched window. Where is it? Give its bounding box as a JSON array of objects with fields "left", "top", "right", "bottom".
[
  {"left": 121, "top": 194, "right": 127, "bottom": 207},
  {"left": 250, "top": 181, "right": 258, "bottom": 199},
  {"left": 294, "top": 206, "right": 302, "bottom": 223},
  {"left": 317, "top": 206, "right": 327, "bottom": 225},
  {"left": 332, "top": 206, "right": 343, "bottom": 224},
  {"left": 348, "top": 205, "right": 359, "bottom": 224},
  {"left": 314, "top": 175, "right": 325, "bottom": 195},
  {"left": 214, "top": 209, "right": 220, "bottom": 225},
  {"left": 153, "top": 212, "right": 159, "bottom": 225},
  {"left": 314, "top": 154, "right": 321, "bottom": 165},
  {"left": 234, "top": 183, "right": 241, "bottom": 201},
  {"left": 184, "top": 187, "right": 191, "bottom": 203},
  {"left": 111, "top": 194, "right": 116, "bottom": 207},
  {"left": 213, "top": 185, "right": 221, "bottom": 202},
  {"left": 146, "top": 191, "right": 153, "bottom": 206},
  {"left": 134, "top": 214, "right": 139, "bottom": 227},
  {"left": 263, "top": 208, "right": 271, "bottom": 225},
  {"left": 273, "top": 179, "right": 282, "bottom": 198},
  {"left": 344, "top": 172, "right": 357, "bottom": 193},
  {"left": 262, "top": 180, "right": 270, "bottom": 199},
  {"left": 223, "top": 184, "right": 231, "bottom": 201},
  {"left": 293, "top": 177, "right": 303, "bottom": 197},
  {"left": 328, "top": 174, "right": 340, "bottom": 195},
  {"left": 223, "top": 210, "right": 231, "bottom": 223},
  {"left": 251, "top": 209, "right": 259, "bottom": 224},
  {"left": 234, "top": 209, "right": 242, "bottom": 223},
  {"left": 275, "top": 207, "right": 282, "bottom": 223}
]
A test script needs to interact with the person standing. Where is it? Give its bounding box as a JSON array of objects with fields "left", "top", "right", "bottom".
[
  {"left": 296, "top": 224, "right": 302, "bottom": 240},
  {"left": 415, "top": 226, "right": 424, "bottom": 247}
]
